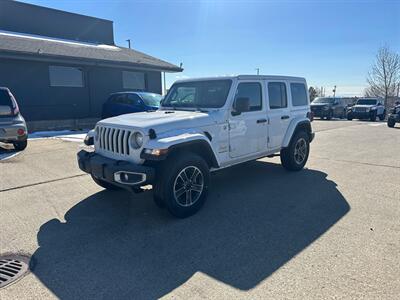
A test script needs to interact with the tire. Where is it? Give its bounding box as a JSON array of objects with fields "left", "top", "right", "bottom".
[
  {"left": 370, "top": 111, "right": 377, "bottom": 122},
  {"left": 155, "top": 152, "right": 210, "bottom": 218},
  {"left": 379, "top": 111, "right": 385, "bottom": 121},
  {"left": 91, "top": 175, "right": 121, "bottom": 190},
  {"left": 387, "top": 118, "right": 395, "bottom": 128},
  {"left": 280, "top": 131, "right": 310, "bottom": 171},
  {"left": 326, "top": 110, "right": 333, "bottom": 120},
  {"left": 347, "top": 114, "right": 353, "bottom": 121},
  {"left": 13, "top": 140, "right": 27, "bottom": 151}
]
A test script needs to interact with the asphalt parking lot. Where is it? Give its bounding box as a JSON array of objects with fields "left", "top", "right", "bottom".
[{"left": 1, "top": 120, "right": 399, "bottom": 299}]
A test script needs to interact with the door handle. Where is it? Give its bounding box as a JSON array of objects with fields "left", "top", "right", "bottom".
[
  {"left": 257, "top": 118, "right": 267, "bottom": 124},
  {"left": 281, "top": 115, "right": 290, "bottom": 120}
]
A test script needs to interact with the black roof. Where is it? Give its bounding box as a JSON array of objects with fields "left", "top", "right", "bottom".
[{"left": 0, "top": 33, "right": 182, "bottom": 72}]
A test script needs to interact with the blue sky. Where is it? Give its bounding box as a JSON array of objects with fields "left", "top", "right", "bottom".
[{"left": 23, "top": 0, "right": 400, "bottom": 96}]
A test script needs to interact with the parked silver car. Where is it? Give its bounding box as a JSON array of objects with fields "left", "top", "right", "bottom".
[{"left": 0, "top": 87, "right": 28, "bottom": 151}]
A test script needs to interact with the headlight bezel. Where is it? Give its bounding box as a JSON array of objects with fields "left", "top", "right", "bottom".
[{"left": 130, "top": 131, "right": 144, "bottom": 149}]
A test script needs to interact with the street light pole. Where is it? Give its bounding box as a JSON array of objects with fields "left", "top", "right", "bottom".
[
  {"left": 332, "top": 85, "right": 337, "bottom": 98},
  {"left": 255, "top": 68, "right": 260, "bottom": 75},
  {"left": 126, "top": 39, "right": 131, "bottom": 49}
]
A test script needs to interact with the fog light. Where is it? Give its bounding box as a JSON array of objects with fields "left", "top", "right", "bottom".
[{"left": 17, "top": 128, "right": 25, "bottom": 136}]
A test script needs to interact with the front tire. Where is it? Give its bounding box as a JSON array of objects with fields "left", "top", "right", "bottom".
[
  {"left": 91, "top": 175, "right": 121, "bottom": 190},
  {"left": 379, "top": 111, "right": 385, "bottom": 121},
  {"left": 370, "top": 111, "right": 377, "bottom": 121},
  {"left": 347, "top": 113, "right": 353, "bottom": 121},
  {"left": 13, "top": 140, "right": 27, "bottom": 151},
  {"left": 326, "top": 110, "right": 333, "bottom": 120},
  {"left": 387, "top": 117, "right": 395, "bottom": 128},
  {"left": 280, "top": 131, "right": 310, "bottom": 171},
  {"left": 156, "top": 152, "right": 209, "bottom": 218}
]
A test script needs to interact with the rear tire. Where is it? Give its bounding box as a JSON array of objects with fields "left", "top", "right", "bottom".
[
  {"left": 155, "top": 152, "right": 210, "bottom": 218},
  {"left": 13, "top": 140, "right": 27, "bottom": 151},
  {"left": 91, "top": 175, "right": 121, "bottom": 190},
  {"left": 347, "top": 113, "right": 353, "bottom": 121},
  {"left": 326, "top": 110, "right": 333, "bottom": 120},
  {"left": 280, "top": 131, "right": 310, "bottom": 171}
]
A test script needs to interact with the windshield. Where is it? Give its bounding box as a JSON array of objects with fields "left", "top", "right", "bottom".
[
  {"left": 356, "top": 99, "right": 377, "bottom": 105},
  {"left": 312, "top": 97, "right": 335, "bottom": 104},
  {"left": 163, "top": 80, "right": 232, "bottom": 109},
  {"left": 138, "top": 93, "right": 162, "bottom": 107}
]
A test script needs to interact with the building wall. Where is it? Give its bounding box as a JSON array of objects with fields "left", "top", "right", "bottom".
[
  {"left": 0, "top": 0, "right": 114, "bottom": 45},
  {"left": 0, "top": 58, "right": 162, "bottom": 121}
]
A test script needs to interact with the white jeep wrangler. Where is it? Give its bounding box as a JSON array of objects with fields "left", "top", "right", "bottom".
[{"left": 78, "top": 75, "right": 314, "bottom": 218}]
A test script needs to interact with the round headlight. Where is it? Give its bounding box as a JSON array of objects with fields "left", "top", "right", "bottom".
[{"left": 130, "top": 132, "right": 144, "bottom": 149}]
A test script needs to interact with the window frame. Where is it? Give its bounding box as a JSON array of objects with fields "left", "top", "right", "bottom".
[
  {"left": 122, "top": 71, "right": 146, "bottom": 90},
  {"left": 267, "top": 81, "right": 288, "bottom": 110},
  {"left": 232, "top": 81, "right": 263, "bottom": 114},
  {"left": 290, "top": 82, "right": 309, "bottom": 107},
  {"left": 48, "top": 65, "right": 84, "bottom": 88}
]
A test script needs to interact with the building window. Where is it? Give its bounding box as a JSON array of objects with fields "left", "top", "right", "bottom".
[
  {"left": 49, "top": 66, "right": 84, "bottom": 87},
  {"left": 122, "top": 71, "right": 145, "bottom": 90},
  {"left": 290, "top": 83, "right": 308, "bottom": 106},
  {"left": 268, "top": 82, "right": 287, "bottom": 109}
]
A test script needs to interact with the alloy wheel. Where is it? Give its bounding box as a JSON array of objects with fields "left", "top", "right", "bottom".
[
  {"left": 294, "top": 138, "right": 307, "bottom": 165},
  {"left": 173, "top": 166, "right": 204, "bottom": 207}
]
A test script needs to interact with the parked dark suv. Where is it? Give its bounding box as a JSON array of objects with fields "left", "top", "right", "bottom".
[
  {"left": 101, "top": 92, "right": 162, "bottom": 119},
  {"left": 0, "top": 87, "right": 28, "bottom": 151},
  {"left": 387, "top": 101, "right": 400, "bottom": 128},
  {"left": 310, "top": 97, "right": 347, "bottom": 120}
]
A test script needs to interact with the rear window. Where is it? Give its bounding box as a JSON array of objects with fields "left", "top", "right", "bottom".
[
  {"left": 291, "top": 83, "right": 308, "bottom": 106},
  {"left": 0, "top": 89, "right": 13, "bottom": 107}
]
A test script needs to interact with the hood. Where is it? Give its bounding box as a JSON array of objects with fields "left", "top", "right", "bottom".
[
  {"left": 311, "top": 103, "right": 330, "bottom": 107},
  {"left": 98, "top": 110, "right": 216, "bottom": 135},
  {"left": 353, "top": 104, "right": 375, "bottom": 108}
]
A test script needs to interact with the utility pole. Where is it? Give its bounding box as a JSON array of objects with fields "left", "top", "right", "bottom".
[
  {"left": 255, "top": 68, "right": 260, "bottom": 75},
  {"left": 332, "top": 85, "right": 337, "bottom": 98},
  {"left": 126, "top": 39, "right": 131, "bottom": 49},
  {"left": 163, "top": 72, "right": 167, "bottom": 95}
]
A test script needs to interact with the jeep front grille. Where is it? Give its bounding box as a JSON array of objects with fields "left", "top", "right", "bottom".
[
  {"left": 97, "top": 126, "right": 131, "bottom": 155},
  {"left": 355, "top": 107, "right": 367, "bottom": 112}
]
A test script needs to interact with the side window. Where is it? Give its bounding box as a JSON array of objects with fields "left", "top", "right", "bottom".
[
  {"left": 268, "top": 82, "right": 287, "bottom": 109},
  {"left": 122, "top": 71, "right": 145, "bottom": 90},
  {"left": 49, "top": 66, "right": 84, "bottom": 87},
  {"left": 290, "top": 83, "right": 308, "bottom": 106},
  {"left": 110, "top": 94, "right": 126, "bottom": 104},
  {"left": 126, "top": 94, "right": 142, "bottom": 106},
  {"left": 234, "top": 82, "right": 262, "bottom": 112}
]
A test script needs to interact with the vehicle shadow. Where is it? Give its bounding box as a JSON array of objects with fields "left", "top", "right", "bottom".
[{"left": 32, "top": 161, "right": 350, "bottom": 299}]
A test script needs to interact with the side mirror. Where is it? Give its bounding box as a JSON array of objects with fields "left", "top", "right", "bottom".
[{"left": 232, "top": 97, "right": 250, "bottom": 116}]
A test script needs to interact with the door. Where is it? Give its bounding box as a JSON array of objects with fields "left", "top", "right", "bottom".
[
  {"left": 229, "top": 81, "right": 267, "bottom": 158},
  {"left": 267, "top": 81, "right": 291, "bottom": 149}
]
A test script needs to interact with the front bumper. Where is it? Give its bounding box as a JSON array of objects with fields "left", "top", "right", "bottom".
[
  {"left": 388, "top": 114, "right": 400, "bottom": 122},
  {"left": 311, "top": 109, "right": 330, "bottom": 118},
  {"left": 77, "top": 150, "right": 155, "bottom": 187},
  {"left": 349, "top": 111, "right": 374, "bottom": 119}
]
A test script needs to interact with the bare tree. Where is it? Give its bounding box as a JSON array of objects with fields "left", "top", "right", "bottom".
[
  {"left": 308, "top": 86, "right": 325, "bottom": 102},
  {"left": 365, "top": 46, "right": 400, "bottom": 107}
]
